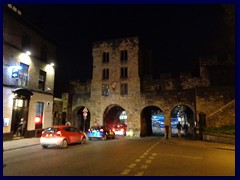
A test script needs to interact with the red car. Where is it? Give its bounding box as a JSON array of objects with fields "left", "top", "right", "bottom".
[
  {"left": 40, "top": 125, "right": 86, "bottom": 149},
  {"left": 112, "top": 125, "right": 126, "bottom": 136}
]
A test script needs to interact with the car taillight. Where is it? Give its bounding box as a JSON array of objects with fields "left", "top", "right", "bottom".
[
  {"left": 112, "top": 128, "right": 115, "bottom": 131},
  {"left": 121, "top": 128, "right": 124, "bottom": 132},
  {"left": 56, "top": 131, "right": 62, "bottom": 136},
  {"left": 100, "top": 129, "right": 104, "bottom": 132}
]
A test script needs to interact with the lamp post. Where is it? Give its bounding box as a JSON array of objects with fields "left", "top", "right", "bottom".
[{"left": 82, "top": 107, "right": 88, "bottom": 132}]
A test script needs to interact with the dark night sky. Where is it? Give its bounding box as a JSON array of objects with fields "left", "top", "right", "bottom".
[{"left": 15, "top": 4, "right": 234, "bottom": 97}]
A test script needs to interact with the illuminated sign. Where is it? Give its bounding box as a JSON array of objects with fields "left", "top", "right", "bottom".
[{"left": 12, "top": 68, "right": 19, "bottom": 78}]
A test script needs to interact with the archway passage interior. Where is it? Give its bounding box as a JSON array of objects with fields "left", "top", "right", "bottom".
[
  {"left": 171, "top": 105, "right": 194, "bottom": 137},
  {"left": 103, "top": 105, "right": 127, "bottom": 128},
  {"left": 141, "top": 106, "right": 164, "bottom": 137},
  {"left": 141, "top": 105, "right": 194, "bottom": 137}
]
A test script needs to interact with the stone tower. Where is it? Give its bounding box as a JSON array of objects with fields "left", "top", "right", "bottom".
[{"left": 90, "top": 36, "right": 143, "bottom": 136}]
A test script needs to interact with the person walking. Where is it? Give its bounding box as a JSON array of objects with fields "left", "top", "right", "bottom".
[
  {"left": 183, "top": 123, "right": 188, "bottom": 137},
  {"left": 177, "top": 122, "right": 182, "bottom": 138},
  {"left": 65, "top": 120, "right": 71, "bottom": 126},
  {"left": 15, "top": 118, "right": 26, "bottom": 137}
]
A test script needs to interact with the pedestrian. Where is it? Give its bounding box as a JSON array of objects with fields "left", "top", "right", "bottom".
[
  {"left": 65, "top": 120, "right": 71, "bottom": 126},
  {"left": 183, "top": 123, "right": 188, "bottom": 137},
  {"left": 177, "top": 122, "right": 182, "bottom": 138},
  {"left": 15, "top": 118, "right": 26, "bottom": 137}
]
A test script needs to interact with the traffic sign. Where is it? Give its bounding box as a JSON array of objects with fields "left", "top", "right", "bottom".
[{"left": 83, "top": 107, "right": 88, "bottom": 113}]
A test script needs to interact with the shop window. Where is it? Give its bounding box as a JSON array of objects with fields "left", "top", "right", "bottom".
[{"left": 36, "top": 102, "right": 44, "bottom": 129}]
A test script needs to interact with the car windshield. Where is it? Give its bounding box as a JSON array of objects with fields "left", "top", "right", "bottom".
[{"left": 44, "top": 127, "right": 59, "bottom": 133}]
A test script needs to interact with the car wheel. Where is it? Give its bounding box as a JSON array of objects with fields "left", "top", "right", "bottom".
[
  {"left": 60, "top": 139, "right": 68, "bottom": 148},
  {"left": 41, "top": 145, "right": 48, "bottom": 149},
  {"left": 81, "top": 137, "right": 86, "bottom": 144},
  {"left": 112, "top": 135, "right": 115, "bottom": 139}
]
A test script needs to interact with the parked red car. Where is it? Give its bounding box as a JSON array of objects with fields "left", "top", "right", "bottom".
[{"left": 40, "top": 125, "right": 86, "bottom": 149}]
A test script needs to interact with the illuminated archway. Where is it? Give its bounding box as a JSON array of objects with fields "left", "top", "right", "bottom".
[
  {"left": 103, "top": 104, "right": 126, "bottom": 128},
  {"left": 141, "top": 106, "right": 164, "bottom": 137},
  {"left": 170, "top": 105, "right": 194, "bottom": 137}
]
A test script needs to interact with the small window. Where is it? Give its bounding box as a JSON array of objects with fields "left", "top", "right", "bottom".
[
  {"left": 120, "top": 50, "right": 128, "bottom": 61},
  {"left": 38, "top": 70, "right": 46, "bottom": 91},
  {"left": 40, "top": 46, "right": 48, "bottom": 62},
  {"left": 120, "top": 67, "right": 128, "bottom": 78},
  {"left": 120, "top": 83, "right": 128, "bottom": 95},
  {"left": 18, "top": 63, "right": 29, "bottom": 87},
  {"left": 21, "top": 32, "right": 31, "bottom": 50},
  {"left": 102, "top": 84, "right": 109, "bottom": 96},
  {"left": 102, "top": 69, "right": 109, "bottom": 80},
  {"left": 102, "top": 52, "right": 109, "bottom": 63}
]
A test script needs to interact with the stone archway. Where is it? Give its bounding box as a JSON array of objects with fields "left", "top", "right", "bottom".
[
  {"left": 73, "top": 106, "right": 91, "bottom": 132},
  {"left": 141, "top": 106, "right": 164, "bottom": 137},
  {"left": 103, "top": 104, "right": 126, "bottom": 128},
  {"left": 170, "top": 105, "right": 194, "bottom": 137}
]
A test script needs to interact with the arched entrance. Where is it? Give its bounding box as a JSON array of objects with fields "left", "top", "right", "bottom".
[
  {"left": 76, "top": 106, "right": 90, "bottom": 132},
  {"left": 170, "top": 105, "right": 194, "bottom": 137},
  {"left": 103, "top": 105, "right": 127, "bottom": 128},
  {"left": 141, "top": 106, "right": 164, "bottom": 137}
]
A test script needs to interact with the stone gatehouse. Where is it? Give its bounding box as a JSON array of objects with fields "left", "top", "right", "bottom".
[{"left": 62, "top": 36, "right": 235, "bottom": 138}]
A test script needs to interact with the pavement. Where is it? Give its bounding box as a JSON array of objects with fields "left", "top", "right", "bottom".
[
  {"left": 3, "top": 136, "right": 235, "bottom": 152},
  {"left": 3, "top": 137, "right": 41, "bottom": 151}
]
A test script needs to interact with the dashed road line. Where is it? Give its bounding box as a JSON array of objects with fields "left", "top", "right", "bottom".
[{"left": 120, "top": 142, "right": 160, "bottom": 176}]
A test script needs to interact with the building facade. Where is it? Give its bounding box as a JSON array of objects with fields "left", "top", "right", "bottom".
[
  {"left": 3, "top": 5, "right": 56, "bottom": 140},
  {"left": 64, "top": 36, "right": 235, "bottom": 138}
]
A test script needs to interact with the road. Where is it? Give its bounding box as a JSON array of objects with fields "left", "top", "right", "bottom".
[{"left": 3, "top": 136, "right": 235, "bottom": 176}]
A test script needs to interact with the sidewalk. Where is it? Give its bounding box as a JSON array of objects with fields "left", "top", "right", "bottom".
[{"left": 3, "top": 137, "right": 40, "bottom": 151}]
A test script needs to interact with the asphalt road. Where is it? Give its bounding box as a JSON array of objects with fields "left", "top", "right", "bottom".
[{"left": 3, "top": 136, "right": 235, "bottom": 176}]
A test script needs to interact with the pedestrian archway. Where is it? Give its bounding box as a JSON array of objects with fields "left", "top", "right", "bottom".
[
  {"left": 141, "top": 106, "right": 164, "bottom": 137},
  {"left": 170, "top": 105, "right": 194, "bottom": 137},
  {"left": 76, "top": 106, "right": 90, "bottom": 132}
]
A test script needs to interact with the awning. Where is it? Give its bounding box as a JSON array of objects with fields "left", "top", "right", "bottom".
[{"left": 12, "top": 88, "right": 33, "bottom": 96}]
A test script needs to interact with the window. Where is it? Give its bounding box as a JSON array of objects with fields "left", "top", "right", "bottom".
[
  {"left": 102, "top": 84, "right": 109, "bottom": 96},
  {"left": 120, "top": 83, "right": 128, "bottom": 95},
  {"left": 102, "top": 52, "right": 109, "bottom": 63},
  {"left": 18, "top": 63, "right": 29, "bottom": 87},
  {"left": 38, "top": 70, "right": 46, "bottom": 91},
  {"left": 120, "top": 50, "right": 128, "bottom": 61},
  {"left": 120, "top": 67, "right": 128, "bottom": 78},
  {"left": 40, "top": 46, "right": 48, "bottom": 62},
  {"left": 103, "top": 69, "right": 109, "bottom": 80},
  {"left": 21, "top": 32, "right": 31, "bottom": 50},
  {"left": 36, "top": 102, "right": 44, "bottom": 129}
]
